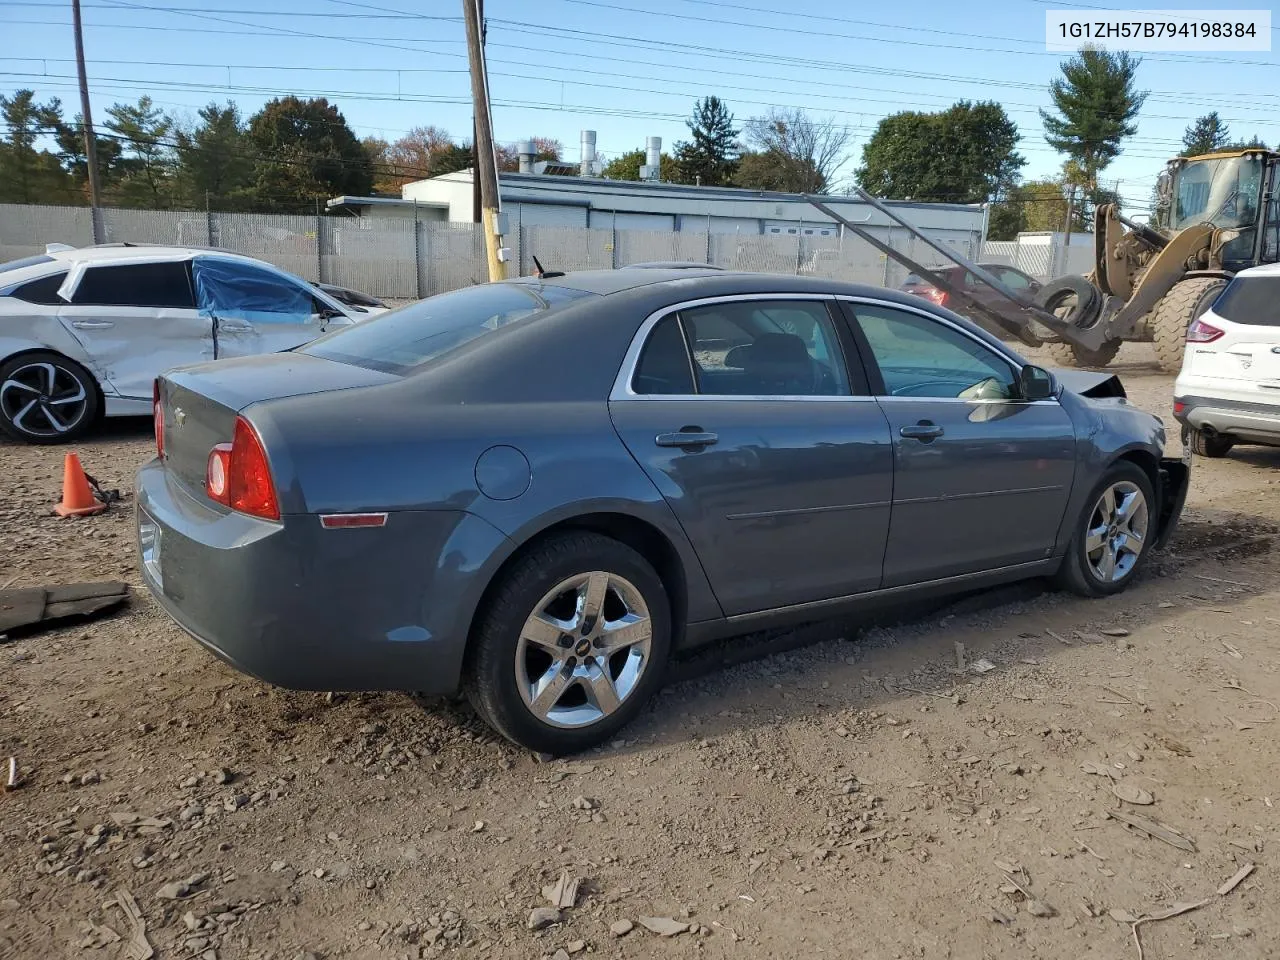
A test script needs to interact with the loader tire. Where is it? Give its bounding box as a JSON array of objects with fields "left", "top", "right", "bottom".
[
  {"left": 1042, "top": 339, "right": 1122, "bottom": 368},
  {"left": 1150, "top": 276, "right": 1228, "bottom": 373}
]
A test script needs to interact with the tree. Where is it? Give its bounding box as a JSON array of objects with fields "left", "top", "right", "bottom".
[
  {"left": 602, "top": 147, "right": 674, "bottom": 181},
  {"left": 1224, "top": 135, "right": 1268, "bottom": 150},
  {"left": 672, "top": 96, "right": 739, "bottom": 186},
  {"left": 104, "top": 96, "right": 176, "bottom": 208},
  {"left": 246, "top": 97, "right": 373, "bottom": 211},
  {"left": 737, "top": 108, "right": 850, "bottom": 194},
  {"left": 0, "top": 89, "right": 75, "bottom": 204},
  {"left": 175, "top": 102, "right": 254, "bottom": 210},
  {"left": 856, "top": 101, "right": 1023, "bottom": 204},
  {"left": 1041, "top": 47, "right": 1147, "bottom": 196},
  {"left": 55, "top": 112, "right": 121, "bottom": 200},
  {"left": 1181, "top": 112, "right": 1229, "bottom": 157}
]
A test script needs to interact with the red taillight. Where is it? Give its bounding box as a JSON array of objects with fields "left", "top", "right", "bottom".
[
  {"left": 924, "top": 287, "right": 948, "bottom": 307},
  {"left": 1186, "top": 318, "right": 1223, "bottom": 343},
  {"left": 153, "top": 379, "right": 164, "bottom": 459},
  {"left": 205, "top": 417, "right": 279, "bottom": 521},
  {"left": 1174, "top": 401, "right": 1186, "bottom": 415}
]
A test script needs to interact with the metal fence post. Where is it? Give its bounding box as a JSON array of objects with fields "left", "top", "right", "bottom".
[
  {"left": 611, "top": 212, "right": 617, "bottom": 269},
  {"left": 413, "top": 201, "right": 423, "bottom": 299},
  {"left": 881, "top": 226, "right": 894, "bottom": 286},
  {"left": 705, "top": 214, "right": 711, "bottom": 264},
  {"left": 315, "top": 210, "right": 325, "bottom": 283}
]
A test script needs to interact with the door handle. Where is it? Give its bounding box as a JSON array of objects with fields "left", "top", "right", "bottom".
[
  {"left": 656, "top": 429, "right": 718, "bottom": 448},
  {"left": 217, "top": 322, "right": 253, "bottom": 332},
  {"left": 900, "top": 421, "right": 944, "bottom": 442},
  {"left": 70, "top": 320, "right": 114, "bottom": 330}
]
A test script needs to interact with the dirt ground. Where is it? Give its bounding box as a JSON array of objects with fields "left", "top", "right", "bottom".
[{"left": 3, "top": 344, "right": 1280, "bottom": 960}]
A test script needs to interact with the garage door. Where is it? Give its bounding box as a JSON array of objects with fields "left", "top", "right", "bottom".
[
  {"left": 607, "top": 211, "right": 676, "bottom": 232},
  {"left": 509, "top": 202, "right": 587, "bottom": 229}
]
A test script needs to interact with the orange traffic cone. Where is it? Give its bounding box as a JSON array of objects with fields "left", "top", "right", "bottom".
[{"left": 54, "top": 453, "right": 107, "bottom": 518}]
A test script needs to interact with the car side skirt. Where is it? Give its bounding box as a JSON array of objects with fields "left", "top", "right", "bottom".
[{"left": 682, "top": 557, "right": 1061, "bottom": 646}]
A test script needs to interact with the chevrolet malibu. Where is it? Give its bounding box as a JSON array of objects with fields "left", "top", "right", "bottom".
[{"left": 138, "top": 269, "right": 1188, "bottom": 755}]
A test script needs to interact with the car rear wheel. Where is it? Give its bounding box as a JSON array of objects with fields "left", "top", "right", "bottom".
[
  {"left": 0, "top": 351, "right": 99, "bottom": 444},
  {"left": 1186, "top": 427, "right": 1234, "bottom": 458},
  {"left": 465, "top": 531, "right": 671, "bottom": 755},
  {"left": 1056, "top": 462, "right": 1155, "bottom": 598}
]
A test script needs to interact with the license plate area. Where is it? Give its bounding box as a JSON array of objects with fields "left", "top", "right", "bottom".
[{"left": 139, "top": 512, "right": 163, "bottom": 590}]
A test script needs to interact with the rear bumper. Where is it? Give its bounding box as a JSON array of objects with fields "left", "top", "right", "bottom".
[
  {"left": 135, "top": 459, "right": 512, "bottom": 693},
  {"left": 1173, "top": 393, "right": 1280, "bottom": 445}
]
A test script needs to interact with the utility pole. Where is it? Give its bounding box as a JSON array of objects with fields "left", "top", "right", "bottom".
[
  {"left": 470, "top": 0, "right": 483, "bottom": 224},
  {"left": 1061, "top": 184, "right": 1077, "bottom": 274},
  {"left": 463, "top": 0, "right": 506, "bottom": 281},
  {"left": 71, "top": 0, "right": 103, "bottom": 241}
]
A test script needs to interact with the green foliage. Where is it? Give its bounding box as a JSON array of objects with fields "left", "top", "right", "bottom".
[
  {"left": 1181, "top": 112, "right": 1229, "bottom": 157},
  {"left": 55, "top": 113, "right": 121, "bottom": 200},
  {"left": 175, "top": 102, "right": 254, "bottom": 210},
  {"left": 601, "top": 148, "right": 675, "bottom": 181},
  {"left": 246, "top": 97, "right": 373, "bottom": 211},
  {"left": 105, "top": 96, "right": 175, "bottom": 209},
  {"left": 856, "top": 101, "right": 1024, "bottom": 204},
  {"left": 0, "top": 90, "right": 76, "bottom": 204},
  {"left": 672, "top": 96, "right": 739, "bottom": 186},
  {"left": 1041, "top": 47, "right": 1147, "bottom": 189}
]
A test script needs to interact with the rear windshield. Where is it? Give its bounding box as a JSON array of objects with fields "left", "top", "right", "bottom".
[
  {"left": 300, "top": 281, "right": 594, "bottom": 375},
  {"left": 1212, "top": 276, "right": 1280, "bottom": 326},
  {"left": 0, "top": 254, "right": 53, "bottom": 275}
]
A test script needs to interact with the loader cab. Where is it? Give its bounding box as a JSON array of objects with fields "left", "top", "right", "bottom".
[{"left": 1166, "top": 150, "right": 1279, "bottom": 271}]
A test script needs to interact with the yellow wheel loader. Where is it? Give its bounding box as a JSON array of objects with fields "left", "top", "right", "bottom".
[{"left": 1037, "top": 149, "right": 1280, "bottom": 371}]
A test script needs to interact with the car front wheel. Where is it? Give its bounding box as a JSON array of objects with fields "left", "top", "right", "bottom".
[
  {"left": 1056, "top": 462, "right": 1155, "bottom": 598},
  {"left": 465, "top": 532, "right": 671, "bottom": 755},
  {"left": 0, "top": 352, "right": 100, "bottom": 444}
]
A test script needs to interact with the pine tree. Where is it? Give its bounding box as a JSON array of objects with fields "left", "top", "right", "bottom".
[
  {"left": 105, "top": 96, "right": 176, "bottom": 208},
  {"left": 1181, "top": 112, "right": 1230, "bottom": 157},
  {"left": 672, "top": 96, "right": 739, "bottom": 186},
  {"left": 1041, "top": 48, "right": 1147, "bottom": 195}
]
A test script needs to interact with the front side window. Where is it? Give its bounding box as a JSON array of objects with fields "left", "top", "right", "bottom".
[
  {"left": 853, "top": 304, "right": 1018, "bottom": 401},
  {"left": 680, "top": 300, "right": 851, "bottom": 397},
  {"left": 73, "top": 261, "right": 195, "bottom": 309},
  {"left": 193, "top": 258, "right": 321, "bottom": 325}
]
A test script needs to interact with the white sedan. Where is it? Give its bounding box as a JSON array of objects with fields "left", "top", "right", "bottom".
[
  {"left": 0, "top": 244, "right": 375, "bottom": 443},
  {"left": 1174, "top": 262, "right": 1280, "bottom": 457}
]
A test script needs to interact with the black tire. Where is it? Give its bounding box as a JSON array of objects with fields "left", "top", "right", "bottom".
[
  {"left": 1188, "top": 428, "right": 1234, "bottom": 458},
  {"left": 464, "top": 531, "right": 672, "bottom": 755},
  {"left": 1042, "top": 339, "right": 1122, "bottom": 368},
  {"left": 1150, "top": 276, "right": 1228, "bottom": 373},
  {"left": 1056, "top": 461, "right": 1157, "bottom": 598},
  {"left": 0, "top": 351, "right": 100, "bottom": 444},
  {"left": 1034, "top": 276, "right": 1103, "bottom": 327}
]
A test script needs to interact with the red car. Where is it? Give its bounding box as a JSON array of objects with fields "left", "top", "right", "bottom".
[{"left": 901, "top": 264, "right": 1041, "bottom": 325}]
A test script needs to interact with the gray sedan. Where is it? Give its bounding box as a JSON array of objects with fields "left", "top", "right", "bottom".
[{"left": 138, "top": 269, "right": 1189, "bottom": 755}]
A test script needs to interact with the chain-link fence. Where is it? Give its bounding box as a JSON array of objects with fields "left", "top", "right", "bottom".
[
  {"left": 2, "top": 202, "right": 1007, "bottom": 301},
  {"left": 980, "top": 234, "right": 1095, "bottom": 280}
]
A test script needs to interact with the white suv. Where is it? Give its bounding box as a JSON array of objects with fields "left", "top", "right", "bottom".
[
  {"left": 1173, "top": 263, "right": 1280, "bottom": 458},
  {"left": 0, "top": 245, "right": 373, "bottom": 443}
]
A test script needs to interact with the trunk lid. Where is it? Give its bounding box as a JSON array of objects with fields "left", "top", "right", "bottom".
[{"left": 157, "top": 352, "right": 398, "bottom": 496}]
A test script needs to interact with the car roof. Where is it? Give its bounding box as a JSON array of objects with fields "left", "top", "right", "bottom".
[
  {"left": 512, "top": 268, "right": 957, "bottom": 311},
  {"left": 1234, "top": 263, "right": 1280, "bottom": 279},
  {"left": 42, "top": 243, "right": 257, "bottom": 265}
]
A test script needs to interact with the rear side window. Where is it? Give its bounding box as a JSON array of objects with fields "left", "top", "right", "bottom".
[
  {"left": 1211, "top": 277, "right": 1280, "bottom": 326},
  {"left": 9, "top": 271, "right": 69, "bottom": 304},
  {"left": 632, "top": 316, "right": 696, "bottom": 394},
  {"left": 301, "top": 281, "right": 594, "bottom": 375},
  {"left": 73, "top": 262, "right": 195, "bottom": 308}
]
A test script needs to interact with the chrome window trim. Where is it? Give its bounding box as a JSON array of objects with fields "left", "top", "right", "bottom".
[
  {"left": 836, "top": 294, "right": 1061, "bottom": 407},
  {"left": 609, "top": 292, "right": 871, "bottom": 403}
]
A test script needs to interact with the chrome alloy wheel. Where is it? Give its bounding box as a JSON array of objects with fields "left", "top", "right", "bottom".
[
  {"left": 0, "top": 361, "right": 89, "bottom": 438},
  {"left": 1085, "top": 480, "right": 1149, "bottom": 583},
  {"left": 515, "top": 571, "right": 653, "bottom": 729}
]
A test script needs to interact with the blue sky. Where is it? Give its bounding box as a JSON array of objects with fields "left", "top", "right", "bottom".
[{"left": 4, "top": 0, "right": 1278, "bottom": 208}]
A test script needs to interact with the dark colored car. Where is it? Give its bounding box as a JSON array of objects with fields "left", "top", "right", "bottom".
[
  {"left": 138, "top": 269, "right": 1188, "bottom": 755},
  {"left": 312, "top": 281, "right": 387, "bottom": 312},
  {"left": 902, "top": 263, "right": 1042, "bottom": 325}
]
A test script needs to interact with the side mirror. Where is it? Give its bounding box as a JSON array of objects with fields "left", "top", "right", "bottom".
[{"left": 1019, "top": 364, "right": 1055, "bottom": 401}]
